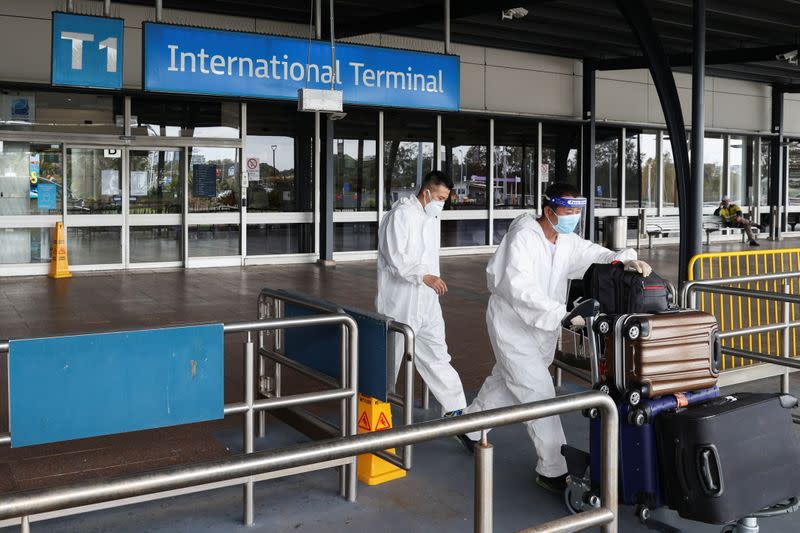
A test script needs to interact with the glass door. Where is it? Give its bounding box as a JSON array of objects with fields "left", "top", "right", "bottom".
[
  {"left": 65, "top": 146, "right": 124, "bottom": 268},
  {"left": 127, "top": 149, "right": 183, "bottom": 266}
]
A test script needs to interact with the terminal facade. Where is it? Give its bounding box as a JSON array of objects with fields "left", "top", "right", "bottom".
[{"left": 1, "top": 0, "right": 799, "bottom": 276}]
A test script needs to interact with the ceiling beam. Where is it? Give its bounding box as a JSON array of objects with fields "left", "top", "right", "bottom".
[{"left": 595, "top": 43, "right": 800, "bottom": 70}]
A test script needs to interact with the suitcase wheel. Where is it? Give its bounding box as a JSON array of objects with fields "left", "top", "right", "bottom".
[
  {"left": 564, "top": 477, "right": 599, "bottom": 514},
  {"left": 626, "top": 389, "right": 643, "bottom": 407},
  {"left": 634, "top": 504, "right": 651, "bottom": 524},
  {"left": 625, "top": 322, "right": 641, "bottom": 340},
  {"left": 594, "top": 316, "right": 611, "bottom": 335},
  {"left": 628, "top": 408, "right": 647, "bottom": 426}
]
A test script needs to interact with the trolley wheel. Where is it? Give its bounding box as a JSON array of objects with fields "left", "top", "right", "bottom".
[
  {"left": 564, "top": 478, "right": 593, "bottom": 514},
  {"left": 626, "top": 389, "right": 643, "bottom": 407},
  {"left": 628, "top": 409, "right": 647, "bottom": 427},
  {"left": 595, "top": 316, "right": 611, "bottom": 335},
  {"left": 635, "top": 504, "right": 651, "bottom": 524},
  {"left": 626, "top": 322, "right": 641, "bottom": 340}
]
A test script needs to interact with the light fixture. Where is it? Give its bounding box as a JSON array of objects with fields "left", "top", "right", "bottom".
[
  {"left": 501, "top": 7, "right": 529, "bottom": 21},
  {"left": 776, "top": 50, "right": 799, "bottom": 66}
]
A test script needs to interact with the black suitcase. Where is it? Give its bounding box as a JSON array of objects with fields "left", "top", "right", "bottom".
[
  {"left": 656, "top": 392, "right": 800, "bottom": 524},
  {"left": 582, "top": 262, "right": 670, "bottom": 315}
]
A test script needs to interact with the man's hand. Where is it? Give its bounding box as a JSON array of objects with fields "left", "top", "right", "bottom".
[
  {"left": 624, "top": 259, "right": 653, "bottom": 278},
  {"left": 423, "top": 274, "right": 448, "bottom": 295}
]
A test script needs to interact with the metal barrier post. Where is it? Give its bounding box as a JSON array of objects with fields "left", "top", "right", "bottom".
[
  {"left": 339, "top": 324, "right": 348, "bottom": 498},
  {"left": 244, "top": 332, "right": 255, "bottom": 526},
  {"left": 422, "top": 383, "right": 430, "bottom": 410},
  {"left": 20, "top": 516, "right": 29, "bottom": 533},
  {"left": 783, "top": 282, "right": 791, "bottom": 394},
  {"left": 474, "top": 431, "right": 493, "bottom": 533},
  {"left": 273, "top": 299, "right": 282, "bottom": 398},
  {"left": 555, "top": 367, "right": 563, "bottom": 388}
]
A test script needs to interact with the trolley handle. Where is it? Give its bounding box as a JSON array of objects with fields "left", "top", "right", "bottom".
[{"left": 561, "top": 298, "right": 600, "bottom": 329}]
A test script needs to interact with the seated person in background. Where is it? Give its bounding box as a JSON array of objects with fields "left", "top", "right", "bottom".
[{"left": 714, "top": 196, "right": 760, "bottom": 247}]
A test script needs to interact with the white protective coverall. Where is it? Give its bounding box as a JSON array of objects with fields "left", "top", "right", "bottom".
[
  {"left": 464, "top": 213, "right": 636, "bottom": 476},
  {"left": 376, "top": 195, "right": 467, "bottom": 414}
]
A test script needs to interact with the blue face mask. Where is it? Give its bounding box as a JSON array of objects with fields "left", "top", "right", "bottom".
[{"left": 548, "top": 211, "right": 581, "bottom": 234}]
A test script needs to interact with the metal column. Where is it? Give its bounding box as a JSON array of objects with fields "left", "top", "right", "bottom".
[
  {"left": 474, "top": 432, "right": 493, "bottom": 533},
  {"left": 689, "top": 0, "right": 706, "bottom": 262},
  {"left": 318, "top": 117, "right": 335, "bottom": 264},
  {"left": 770, "top": 86, "right": 784, "bottom": 241},
  {"left": 582, "top": 63, "right": 597, "bottom": 240},
  {"left": 616, "top": 0, "right": 693, "bottom": 285}
]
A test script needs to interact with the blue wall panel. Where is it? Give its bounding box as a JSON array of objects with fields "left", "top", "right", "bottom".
[{"left": 9, "top": 324, "right": 224, "bottom": 447}]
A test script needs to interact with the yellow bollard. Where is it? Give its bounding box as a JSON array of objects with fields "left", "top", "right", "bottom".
[
  {"left": 48, "top": 222, "right": 72, "bottom": 279},
  {"left": 356, "top": 393, "right": 406, "bottom": 485}
]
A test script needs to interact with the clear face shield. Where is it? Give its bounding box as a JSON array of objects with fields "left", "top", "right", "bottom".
[{"left": 543, "top": 195, "right": 587, "bottom": 238}]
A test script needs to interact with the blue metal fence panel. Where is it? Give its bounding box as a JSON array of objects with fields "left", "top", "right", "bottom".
[
  {"left": 8, "top": 324, "right": 224, "bottom": 448},
  {"left": 281, "top": 296, "right": 390, "bottom": 401}
]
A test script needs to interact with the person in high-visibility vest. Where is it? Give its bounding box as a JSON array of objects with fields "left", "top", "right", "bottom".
[{"left": 714, "top": 196, "right": 759, "bottom": 246}]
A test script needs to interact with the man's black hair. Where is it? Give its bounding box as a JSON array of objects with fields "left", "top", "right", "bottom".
[
  {"left": 418, "top": 170, "right": 454, "bottom": 194},
  {"left": 542, "top": 182, "right": 580, "bottom": 210}
]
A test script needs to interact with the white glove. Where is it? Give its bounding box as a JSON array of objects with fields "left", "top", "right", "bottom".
[
  {"left": 624, "top": 259, "right": 653, "bottom": 278},
  {"left": 569, "top": 315, "right": 586, "bottom": 330}
]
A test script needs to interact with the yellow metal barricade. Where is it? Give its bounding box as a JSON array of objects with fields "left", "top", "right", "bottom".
[{"left": 688, "top": 249, "right": 800, "bottom": 371}]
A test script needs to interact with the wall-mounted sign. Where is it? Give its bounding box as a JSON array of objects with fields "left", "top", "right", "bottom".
[
  {"left": 143, "top": 23, "right": 460, "bottom": 111},
  {"left": 51, "top": 12, "right": 124, "bottom": 89}
]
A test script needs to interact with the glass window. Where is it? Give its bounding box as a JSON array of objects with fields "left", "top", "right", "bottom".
[
  {"left": 760, "top": 139, "right": 771, "bottom": 206},
  {"left": 0, "top": 142, "right": 62, "bottom": 216},
  {"left": 130, "top": 226, "right": 181, "bottom": 263},
  {"left": 663, "top": 134, "right": 678, "bottom": 207},
  {"left": 335, "top": 222, "right": 377, "bottom": 251},
  {"left": 623, "top": 130, "right": 658, "bottom": 209},
  {"left": 494, "top": 120, "right": 537, "bottom": 209},
  {"left": 247, "top": 224, "right": 313, "bottom": 255},
  {"left": 0, "top": 91, "right": 122, "bottom": 134},
  {"left": 493, "top": 218, "right": 513, "bottom": 245},
  {"left": 67, "top": 227, "right": 121, "bottom": 265},
  {"left": 67, "top": 148, "right": 122, "bottom": 214},
  {"left": 442, "top": 220, "right": 487, "bottom": 247},
  {"left": 383, "top": 111, "right": 435, "bottom": 210},
  {"left": 728, "top": 136, "right": 748, "bottom": 206},
  {"left": 0, "top": 228, "right": 51, "bottom": 264},
  {"left": 788, "top": 144, "right": 800, "bottom": 206},
  {"left": 129, "top": 150, "right": 182, "bottom": 214},
  {"left": 246, "top": 103, "right": 314, "bottom": 212},
  {"left": 334, "top": 111, "right": 378, "bottom": 212},
  {"left": 188, "top": 225, "right": 240, "bottom": 256},
  {"left": 131, "top": 98, "right": 240, "bottom": 138},
  {"left": 541, "top": 123, "right": 580, "bottom": 190},
  {"left": 443, "top": 114, "right": 488, "bottom": 210},
  {"left": 595, "top": 128, "right": 620, "bottom": 208},
  {"left": 703, "top": 135, "right": 724, "bottom": 207},
  {"left": 188, "top": 147, "right": 239, "bottom": 213}
]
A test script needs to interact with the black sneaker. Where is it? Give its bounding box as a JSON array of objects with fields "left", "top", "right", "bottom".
[
  {"left": 535, "top": 473, "right": 568, "bottom": 494},
  {"left": 749, "top": 240, "right": 760, "bottom": 247}
]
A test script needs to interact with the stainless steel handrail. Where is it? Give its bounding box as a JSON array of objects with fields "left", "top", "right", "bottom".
[
  {"left": 680, "top": 272, "right": 800, "bottom": 308},
  {"left": 1, "top": 391, "right": 618, "bottom": 533}
]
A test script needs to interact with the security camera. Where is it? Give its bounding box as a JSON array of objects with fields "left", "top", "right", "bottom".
[
  {"left": 501, "top": 7, "right": 529, "bottom": 20},
  {"left": 776, "top": 50, "right": 799, "bottom": 65},
  {"left": 328, "top": 112, "right": 348, "bottom": 121}
]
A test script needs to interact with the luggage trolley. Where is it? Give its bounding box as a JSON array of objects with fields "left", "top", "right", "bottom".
[{"left": 557, "top": 298, "right": 800, "bottom": 533}]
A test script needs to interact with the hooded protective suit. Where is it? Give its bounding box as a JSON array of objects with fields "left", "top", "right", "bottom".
[
  {"left": 464, "top": 213, "right": 636, "bottom": 476},
  {"left": 376, "top": 195, "right": 466, "bottom": 414}
]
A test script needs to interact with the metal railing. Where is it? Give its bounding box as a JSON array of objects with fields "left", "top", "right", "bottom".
[
  {"left": 0, "top": 313, "right": 359, "bottom": 528},
  {"left": 257, "top": 288, "right": 420, "bottom": 470},
  {"left": 682, "top": 273, "right": 800, "bottom": 391},
  {"left": 0, "top": 391, "right": 619, "bottom": 533}
]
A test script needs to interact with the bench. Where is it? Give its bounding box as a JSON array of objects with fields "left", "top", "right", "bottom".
[{"left": 641, "top": 215, "right": 747, "bottom": 248}]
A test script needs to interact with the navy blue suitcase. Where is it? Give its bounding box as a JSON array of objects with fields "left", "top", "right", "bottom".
[{"left": 590, "top": 387, "right": 719, "bottom": 509}]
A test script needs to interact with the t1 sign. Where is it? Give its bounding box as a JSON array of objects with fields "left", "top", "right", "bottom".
[{"left": 51, "top": 12, "right": 124, "bottom": 90}]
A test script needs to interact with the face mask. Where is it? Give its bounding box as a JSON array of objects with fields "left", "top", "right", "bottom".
[
  {"left": 548, "top": 210, "right": 581, "bottom": 234},
  {"left": 424, "top": 190, "right": 445, "bottom": 218}
]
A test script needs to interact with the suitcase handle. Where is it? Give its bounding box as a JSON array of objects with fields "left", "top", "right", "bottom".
[
  {"left": 696, "top": 445, "right": 724, "bottom": 497},
  {"left": 712, "top": 333, "right": 722, "bottom": 375}
]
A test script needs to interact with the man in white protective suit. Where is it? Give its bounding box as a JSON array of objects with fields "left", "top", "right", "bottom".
[
  {"left": 456, "top": 182, "right": 652, "bottom": 493},
  {"left": 376, "top": 170, "right": 467, "bottom": 417}
]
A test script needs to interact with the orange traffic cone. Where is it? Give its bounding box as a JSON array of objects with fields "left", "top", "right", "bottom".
[
  {"left": 49, "top": 222, "right": 72, "bottom": 279},
  {"left": 356, "top": 393, "right": 406, "bottom": 485}
]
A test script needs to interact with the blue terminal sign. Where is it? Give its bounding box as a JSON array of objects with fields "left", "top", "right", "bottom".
[
  {"left": 143, "top": 23, "right": 460, "bottom": 111},
  {"left": 51, "top": 12, "right": 124, "bottom": 89}
]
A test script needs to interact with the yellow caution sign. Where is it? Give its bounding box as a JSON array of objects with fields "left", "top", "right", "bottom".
[
  {"left": 48, "top": 222, "right": 72, "bottom": 279},
  {"left": 357, "top": 393, "right": 406, "bottom": 485}
]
